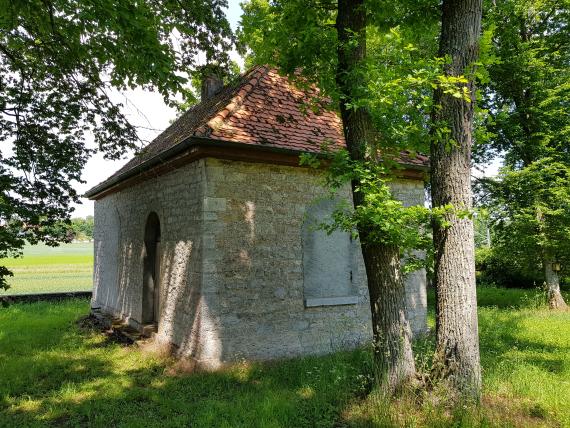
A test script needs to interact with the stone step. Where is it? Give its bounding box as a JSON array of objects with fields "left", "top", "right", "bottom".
[{"left": 90, "top": 310, "right": 158, "bottom": 345}]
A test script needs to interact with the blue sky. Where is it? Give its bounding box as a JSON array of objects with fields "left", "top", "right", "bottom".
[{"left": 226, "top": 0, "right": 243, "bottom": 30}]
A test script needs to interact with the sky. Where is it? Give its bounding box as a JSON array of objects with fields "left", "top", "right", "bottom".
[
  {"left": 72, "top": 0, "right": 244, "bottom": 217},
  {"left": 72, "top": 0, "right": 500, "bottom": 218}
]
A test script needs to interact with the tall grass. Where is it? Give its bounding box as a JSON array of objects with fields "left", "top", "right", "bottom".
[{"left": 1, "top": 288, "right": 568, "bottom": 427}]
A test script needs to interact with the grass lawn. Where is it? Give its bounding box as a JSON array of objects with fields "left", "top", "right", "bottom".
[
  {"left": 1, "top": 243, "right": 93, "bottom": 295},
  {"left": 1, "top": 290, "right": 569, "bottom": 427}
]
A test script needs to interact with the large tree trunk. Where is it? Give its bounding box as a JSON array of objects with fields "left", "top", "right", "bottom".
[
  {"left": 336, "top": 0, "right": 416, "bottom": 394},
  {"left": 363, "top": 243, "right": 416, "bottom": 391},
  {"left": 430, "top": 0, "right": 483, "bottom": 398},
  {"left": 544, "top": 256, "right": 568, "bottom": 310}
]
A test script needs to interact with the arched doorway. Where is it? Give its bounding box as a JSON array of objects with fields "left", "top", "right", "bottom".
[{"left": 142, "top": 212, "right": 161, "bottom": 325}]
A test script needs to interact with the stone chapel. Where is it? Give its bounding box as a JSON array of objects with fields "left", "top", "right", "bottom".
[{"left": 86, "top": 65, "right": 429, "bottom": 368}]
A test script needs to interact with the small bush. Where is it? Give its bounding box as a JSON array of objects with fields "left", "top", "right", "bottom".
[{"left": 475, "top": 246, "right": 543, "bottom": 289}]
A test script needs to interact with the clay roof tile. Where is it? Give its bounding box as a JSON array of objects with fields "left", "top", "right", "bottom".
[{"left": 90, "top": 65, "right": 428, "bottom": 193}]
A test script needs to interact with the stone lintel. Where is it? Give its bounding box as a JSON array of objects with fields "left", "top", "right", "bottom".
[{"left": 304, "top": 296, "right": 358, "bottom": 308}]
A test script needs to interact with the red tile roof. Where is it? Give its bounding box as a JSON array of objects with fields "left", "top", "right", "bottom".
[
  {"left": 199, "top": 66, "right": 344, "bottom": 151},
  {"left": 88, "top": 65, "right": 428, "bottom": 196}
]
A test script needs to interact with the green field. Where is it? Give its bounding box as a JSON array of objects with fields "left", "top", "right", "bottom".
[
  {"left": 2, "top": 243, "right": 93, "bottom": 295},
  {"left": 0, "top": 292, "right": 569, "bottom": 427}
]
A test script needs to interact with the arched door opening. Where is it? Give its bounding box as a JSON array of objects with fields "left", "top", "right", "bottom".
[{"left": 142, "top": 212, "right": 161, "bottom": 326}]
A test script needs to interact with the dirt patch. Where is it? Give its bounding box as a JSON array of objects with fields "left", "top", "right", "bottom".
[{"left": 76, "top": 314, "right": 134, "bottom": 346}]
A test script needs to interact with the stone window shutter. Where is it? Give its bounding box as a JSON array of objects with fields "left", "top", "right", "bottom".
[{"left": 301, "top": 199, "right": 359, "bottom": 307}]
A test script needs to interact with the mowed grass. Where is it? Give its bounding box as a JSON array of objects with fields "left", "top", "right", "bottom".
[
  {"left": 2, "top": 243, "right": 93, "bottom": 295},
  {"left": 1, "top": 289, "right": 569, "bottom": 427}
]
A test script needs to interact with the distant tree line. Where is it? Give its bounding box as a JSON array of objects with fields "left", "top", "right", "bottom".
[{"left": 70, "top": 216, "right": 94, "bottom": 241}]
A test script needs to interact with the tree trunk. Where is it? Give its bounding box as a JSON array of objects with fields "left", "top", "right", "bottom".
[
  {"left": 544, "top": 257, "right": 568, "bottom": 310},
  {"left": 363, "top": 243, "right": 416, "bottom": 392},
  {"left": 336, "top": 0, "right": 416, "bottom": 394},
  {"left": 430, "top": 0, "right": 483, "bottom": 398}
]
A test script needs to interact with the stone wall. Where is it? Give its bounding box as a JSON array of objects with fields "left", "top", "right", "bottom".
[
  {"left": 92, "top": 156, "right": 427, "bottom": 367},
  {"left": 93, "top": 160, "right": 206, "bottom": 343},
  {"left": 195, "top": 158, "right": 427, "bottom": 366},
  {"left": 194, "top": 159, "right": 372, "bottom": 365}
]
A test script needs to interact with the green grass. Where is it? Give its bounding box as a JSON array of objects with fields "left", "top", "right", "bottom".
[
  {"left": 428, "top": 285, "right": 570, "bottom": 309},
  {"left": 2, "top": 243, "right": 93, "bottom": 295},
  {"left": 479, "top": 306, "right": 570, "bottom": 426},
  {"left": 1, "top": 290, "right": 569, "bottom": 427},
  {"left": 0, "top": 299, "right": 370, "bottom": 427}
]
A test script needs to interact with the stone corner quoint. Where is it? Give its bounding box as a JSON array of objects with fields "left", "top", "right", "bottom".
[{"left": 85, "top": 65, "right": 430, "bottom": 368}]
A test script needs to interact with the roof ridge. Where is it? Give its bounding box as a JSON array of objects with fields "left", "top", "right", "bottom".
[
  {"left": 85, "top": 65, "right": 429, "bottom": 199},
  {"left": 196, "top": 65, "right": 268, "bottom": 137},
  {"left": 154, "top": 66, "right": 264, "bottom": 142}
]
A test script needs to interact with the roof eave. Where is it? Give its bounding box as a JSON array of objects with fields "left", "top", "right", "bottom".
[
  {"left": 84, "top": 137, "right": 429, "bottom": 200},
  {"left": 84, "top": 137, "right": 314, "bottom": 199}
]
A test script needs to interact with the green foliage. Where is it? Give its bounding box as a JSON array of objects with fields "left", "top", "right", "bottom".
[
  {"left": 0, "top": 0, "right": 234, "bottom": 290},
  {"left": 473, "top": 208, "right": 492, "bottom": 248},
  {"left": 476, "top": 246, "right": 544, "bottom": 288},
  {"left": 239, "top": 0, "right": 477, "bottom": 158},
  {"left": 477, "top": 159, "right": 570, "bottom": 284},
  {"left": 240, "top": 1, "right": 475, "bottom": 277},
  {"left": 70, "top": 216, "right": 94, "bottom": 241},
  {"left": 238, "top": 0, "right": 339, "bottom": 99},
  {"left": 474, "top": 0, "right": 570, "bottom": 289},
  {"left": 475, "top": 0, "right": 570, "bottom": 166},
  {"left": 364, "top": 27, "right": 439, "bottom": 156}
]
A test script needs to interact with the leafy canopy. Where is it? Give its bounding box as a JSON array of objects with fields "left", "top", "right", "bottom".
[
  {"left": 474, "top": 0, "right": 570, "bottom": 284},
  {"left": 0, "top": 0, "right": 234, "bottom": 290},
  {"left": 238, "top": 0, "right": 445, "bottom": 158},
  {"left": 477, "top": 160, "right": 570, "bottom": 280},
  {"left": 476, "top": 0, "right": 570, "bottom": 166}
]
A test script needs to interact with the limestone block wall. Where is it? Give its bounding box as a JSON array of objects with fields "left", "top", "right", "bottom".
[
  {"left": 93, "top": 160, "right": 206, "bottom": 346},
  {"left": 196, "top": 158, "right": 427, "bottom": 365},
  {"left": 199, "top": 159, "right": 370, "bottom": 364},
  {"left": 93, "top": 156, "right": 427, "bottom": 367}
]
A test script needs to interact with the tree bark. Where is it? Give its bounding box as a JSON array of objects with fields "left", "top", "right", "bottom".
[
  {"left": 363, "top": 243, "right": 416, "bottom": 391},
  {"left": 544, "top": 256, "right": 568, "bottom": 310},
  {"left": 430, "top": 0, "right": 483, "bottom": 398},
  {"left": 336, "top": 0, "right": 416, "bottom": 394}
]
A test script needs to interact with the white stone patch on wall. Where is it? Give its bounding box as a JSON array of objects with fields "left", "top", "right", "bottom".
[
  {"left": 116, "top": 240, "right": 142, "bottom": 326},
  {"left": 174, "top": 295, "right": 223, "bottom": 368},
  {"left": 157, "top": 240, "right": 193, "bottom": 341},
  {"left": 92, "top": 204, "right": 121, "bottom": 312}
]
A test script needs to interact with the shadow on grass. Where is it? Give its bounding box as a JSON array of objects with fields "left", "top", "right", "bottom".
[
  {"left": 2, "top": 296, "right": 568, "bottom": 427},
  {"left": 478, "top": 308, "right": 569, "bottom": 373},
  {"left": 0, "top": 299, "right": 373, "bottom": 427}
]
